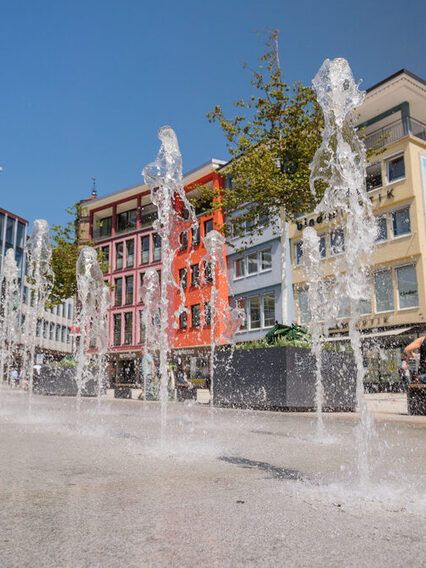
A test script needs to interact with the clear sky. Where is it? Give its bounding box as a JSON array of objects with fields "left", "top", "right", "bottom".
[{"left": 0, "top": 0, "right": 425, "bottom": 228}]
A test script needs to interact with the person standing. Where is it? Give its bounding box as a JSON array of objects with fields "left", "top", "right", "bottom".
[{"left": 404, "top": 336, "right": 426, "bottom": 384}]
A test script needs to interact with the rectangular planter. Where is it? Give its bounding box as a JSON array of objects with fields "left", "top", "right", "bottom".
[
  {"left": 33, "top": 366, "right": 97, "bottom": 397},
  {"left": 213, "top": 346, "right": 356, "bottom": 411}
]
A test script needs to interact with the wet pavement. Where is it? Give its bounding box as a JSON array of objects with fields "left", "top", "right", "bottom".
[{"left": 0, "top": 388, "right": 425, "bottom": 568}]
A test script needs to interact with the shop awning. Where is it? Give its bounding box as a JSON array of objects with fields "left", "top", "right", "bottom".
[{"left": 323, "top": 327, "right": 414, "bottom": 342}]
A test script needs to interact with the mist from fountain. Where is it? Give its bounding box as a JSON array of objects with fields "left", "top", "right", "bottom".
[
  {"left": 309, "top": 58, "right": 377, "bottom": 485},
  {"left": 143, "top": 126, "right": 197, "bottom": 440},
  {"left": 139, "top": 268, "right": 161, "bottom": 399},
  {"left": 0, "top": 249, "right": 20, "bottom": 386},
  {"left": 75, "top": 246, "right": 109, "bottom": 413},
  {"left": 22, "top": 219, "right": 54, "bottom": 409}
]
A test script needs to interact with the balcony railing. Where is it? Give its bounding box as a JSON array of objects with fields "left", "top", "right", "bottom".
[{"left": 363, "top": 116, "right": 426, "bottom": 150}]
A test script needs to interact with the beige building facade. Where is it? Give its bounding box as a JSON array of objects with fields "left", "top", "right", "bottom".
[{"left": 290, "top": 70, "right": 426, "bottom": 368}]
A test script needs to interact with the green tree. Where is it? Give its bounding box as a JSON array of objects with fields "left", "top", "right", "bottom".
[{"left": 206, "top": 29, "right": 324, "bottom": 238}]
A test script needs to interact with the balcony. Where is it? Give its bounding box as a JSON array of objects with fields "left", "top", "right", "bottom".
[{"left": 363, "top": 116, "right": 426, "bottom": 151}]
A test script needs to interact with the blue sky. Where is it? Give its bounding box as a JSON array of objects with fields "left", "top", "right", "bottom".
[{"left": 0, "top": 0, "right": 425, "bottom": 228}]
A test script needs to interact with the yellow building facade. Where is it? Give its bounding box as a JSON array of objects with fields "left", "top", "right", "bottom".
[{"left": 290, "top": 70, "right": 426, "bottom": 363}]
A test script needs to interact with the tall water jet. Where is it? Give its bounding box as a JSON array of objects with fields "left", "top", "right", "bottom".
[
  {"left": 202, "top": 229, "right": 227, "bottom": 405},
  {"left": 309, "top": 58, "right": 377, "bottom": 484},
  {"left": 22, "top": 219, "right": 54, "bottom": 405},
  {"left": 139, "top": 268, "right": 161, "bottom": 399},
  {"left": 0, "top": 249, "right": 20, "bottom": 386},
  {"left": 301, "top": 227, "right": 325, "bottom": 438},
  {"left": 143, "top": 126, "right": 197, "bottom": 439},
  {"left": 75, "top": 247, "right": 109, "bottom": 413},
  {"left": 221, "top": 305, "right": 246, "bottom": 373}
]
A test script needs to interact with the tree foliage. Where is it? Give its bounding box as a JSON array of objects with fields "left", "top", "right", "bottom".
[{"left": 205, "top": 30, "right": 325, "bottom": 238}]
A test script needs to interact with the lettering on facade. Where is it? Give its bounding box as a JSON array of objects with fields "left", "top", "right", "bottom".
[{"left": 368, "top": 188, "right": 394, "bottom": 204}]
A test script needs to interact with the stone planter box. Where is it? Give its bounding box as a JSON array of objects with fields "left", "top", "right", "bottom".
[
  {"left": 33, "top": 365, "right": 97, "bottom": 397},
  {"left": 213, "top": 346, "right": 356, "bottom": 411},
  {"left": 407, "top": 384, "right": 426, "bottom": 415}
]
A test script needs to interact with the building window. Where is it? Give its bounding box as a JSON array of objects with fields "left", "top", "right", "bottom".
[
  {"left": 330, "top": 228, "right": 345, "bottom": 256},
  {"left": 36, "top": 319, "right": 42, "bottom": 337},
  {"left": 114, "top": 277, "right": 123, "bottom": 306},
  {"left": 66, "top": 326, "right": 71, "bottom": 344},
  {"left": 101, "top": 245, "right": 110, "bottom": 272},
  {"left": 115, "top": 242, "right": 124, "bottom": 270},
  {"left": 396, "top": 265, "right": 418, "bottom": 309},
  {"left": 23, "top": 286, "right": 28, "bottom": 304},
  {"left": 387, "top": 154, "right": 405, "bottom": 183},
  {"left": 113, "top": 314, "right": 122, "bottom": 346},
  {"left": 391, "top": 207, "right": 410, "bottom": 237},
  {"left": 374, "top": 271, "right": 394, "bottom": 312},
  {"left": 153, "top": 234, "right": 161, "bottom": 261},
  {"left": 179, "top": 311, "right": 187, "bottom": 330},
  {"left": 191, "top": 304, "right": 201, "bottom": 328},
  {"left": 179, "top": 231, "right": 188, "bottom": 251},
  {"left": 191, "top": 225, "right": 200, "bottom": 247},
  {"left": 319, "top": 236, "right": 326, "bottom": 258},
  {"left": 126, "top": 240, "right": 134, "bottom": 268},
  {"left": 55, "top": 324, "right": 61, "bottom": 342},
  {"left": 366, "top": 162, "right": 382, "bottom": 191},
  {"left": 247, "top": 252, "right": 258, "bottom": 275},
  {"left": 260, "top": 249, "right": 272, "bottom": 271},
  {"left": 49, "top": 322, "right": 55, "bottom": 340},
  {"left": 141, "top": 235, "right": 150, "bottom": 264},
  {"left": 43, "top": 321, "right": 48, "bottom": 339},
  {"left": 204, "top": 261, "right": 213, "bottom": 284},
  {"left": 263, "top": 293, "right": 275, "bottom": 327},
  {"left": 139, "top": 311, "right": 146, "bottom": 343},
  {"left": 249, "top": 297, "right": 261, "bottom": 329},
  {"left": 234, "top": 258, "right": 245, "bottom": 278},
  {"left": 98, "top": 216, "right": 112, "bottom": 238},
  {"left": 298, "top": 289, "right": 311, "bottom": 325},
  {"left": 191, "top": 264, "right": 200, "bottom": 287},
  {"left": 294, "top": 241, "right": 303, "bottom": 265},
  {"left": 376, "top": 216, "right": 388, "bottom": 242},
  {"left": 204, "top": 302, "right": 211, "bottom": 326},
  {"left": 61, "top": 326, "right": 66, "bottom": 343},
  {"left": 124, "top": 312, "right": 133, "bottom": 345},
  {"left": 68, "top": 303, "right": 73, "bottom": 320},
  {"left": 179, "top": 267, "right": 187, "bottom": 289},
  {"left": 338, "top": 296, "right": 350, "bottom": 319},
  {"left": 116, "top": 209, "right": 137, "bottom": 233},
  {"left": 204, "top": 218, "right": 213, "bottom": 235},
  {"left": 125, "top": 275, "right": 134, "bottom": 305},
  {"left": 238, "top": 299, "right": 247, "bottom": 330}
]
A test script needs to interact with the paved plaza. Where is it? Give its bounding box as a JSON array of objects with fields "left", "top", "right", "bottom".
[{"left": 0, "top": 388, "right": 425, "bottom": 568}]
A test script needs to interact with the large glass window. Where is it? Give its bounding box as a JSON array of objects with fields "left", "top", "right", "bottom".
[
  {"left": 330, "top": 228, "right": 345, "bottom": 256},
  {"left": 114, "top": 277, "right": 123, "bottom": 306},
  {"left": 396, "top": 265, "right": 418, "bottom": 309},
  {"left": 179, "top": 231, "right": 188, "bottom": 251},
  {"left": 261, "top": 249, "right": 272, "bottom": 271},
  {"left": 0, "top": 213, "right": 4, "bottom": 245},
  {"left": 115, "top": 242, "right": 123, "bottom": 270},
  {"left": 116, "top": 209, "right": 137, "bottom": 233},
  {"left": 124, "top": 312, "right": 133, "bottom": 344},
  {"left": 391, "top": 207, "right": 410, "bottom": 237},
  {"left": 263, "top": 293, "right": 275, "bottom": 327},
  {"left": 191, "top": 225, "right": 200, "bottom": 247},
  {"left": 359, "top": 298, "right": 372, "bottom": 315},
  {"left": 191, "top": 304, "right": 200, "bottom": 328},
  {"left": 16, "top": 222, "right": 26, "bottom": 248},
  {"left": 191, "top": 264, "right": 200, "bottom": 287},
  {"left": 319, "top": 236, "right": 326, "bottom": 258},
  {"left": 113, "top": 314, "right": 122, "bottom": 345},
  {"left": 141, "top": 235, "right": 150, "bottom": 264},
  {"left": 179, "top": 311, "right": 187, "bottom": 330},
  {"left": 249, "top": 297, "right": 261, "bottom": 329},
  {"left": 152, "top": 234, "right": 161, "bottom": 261},
  {"left": 234, "top": 258, "right": 245, "bottom": 278},
  {"left": 374, "top": 271, "right": 394, "bottom": 312},
  {"left": 139, "top": 311, "right": 146, "bottom": 343},
  {"left": 238, "top": 299, "right": 247, "bottom": 330},
  {"left": 125, "top": 275, "right": 134, "bottom": 305},
  {"left": 204, "top": 261, "right": 213, "bottom": 284},
  {"left": 101, "top": 245, "right": 110, "bottom": 272},
  {"left": 338, "top": 296, "right": 350, "bottom": 318},
  {"left": 204, "top": 302, "right": 211, "bottom": 326},
  {"left": 387, "top": 155, "right": 405, "bottom": 183},
  {"left": 126, "top": 240, "right": 134, "bottom": 268},
  {"left": 98, "top": 216, "right": 112, "bottom": 238},
  {"left": 376, "top": 216, "right": 388, "bottom": 242},
  {"left": 366, "top": 162, "right": 382, "bottom": 191},
  {"left": 247, "top": 253, "right": 258, "bottom": 275},
  {"left": 6, "top": 217, "right": 14, "bottom": 246}
]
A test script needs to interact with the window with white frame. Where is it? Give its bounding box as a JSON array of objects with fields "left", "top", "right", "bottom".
[
  {"left": 297, "top": 288, "right": 311, "bottom": 325},
  {"left": 396, "top": 265, "right": 418, "bottom": 309},
  {"left": 237, "top": 299, "right": 247, "bottom": 330},
  {"left": 391, "top": 207, "right": 411, "bottom": 237},
  {"left": 247, "top": 252, "right": 258, "bottom": 275},
  {"left": 249, "top": 297, "right": 261, "bottom": 329},
  {"left": 234, "top": 258, "right": 245, "bottom": 278},
  {"left": 260, "top": 249, "right": 272, "bottom": 271},
  {"left": 374, "top": 270, "right": 394, "bottom": 312},
  {"left": 294, "top": 241, "right": 303, "bottom": 265},
  {"left": 387, "top": 154, "right": 405, "bottom": 183},
  {"left": 263, "top": 293, "right": 275, "bottom": 327},
  {"left": 236, "top": 293, "right": 275, "bottom": 330},
  {"left": 366, "top": 162, "right": 382, "bottom": 191}
]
